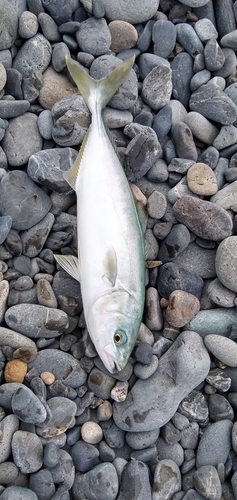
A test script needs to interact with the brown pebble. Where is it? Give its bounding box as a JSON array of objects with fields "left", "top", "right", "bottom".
[
  {"left": 38, "top": 66, "right": 77, "bottom": 110},
  {"left": 40, "top": 371, "right": 56, "bottom": 385},
  {"left": 187, "top": 162, "right": 218, "bottom": 196},
  {"left": 97, "top": 400, "right": 113, "bottom": 421},
  {"left": 4, "top": 359, "right": 27, "bottom": 383},
  {"left": 109, "top": 20, "right": 138, "bottom": 53},
  {"left": 166, "top": 290, "right": 200, "bottom": 328},
  {"left": 13, "top": 345, "right": 37, "bottom": 363}
]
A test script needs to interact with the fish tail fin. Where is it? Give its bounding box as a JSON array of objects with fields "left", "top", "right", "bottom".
[{"left": 65, "top": 54, "right": 135, "bottom": 114}]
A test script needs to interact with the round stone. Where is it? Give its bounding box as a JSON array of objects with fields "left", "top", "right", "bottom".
[
  {"left": 166, "top": 290, "right": 200, "bottom": 328},
  {"left": 38, "top": 66, "right": 77, "bottom": 109},
  {"left": 109, "top": 21, "right": 138, "bottom": 53},
  {"left": 187, "top": 162, "right": 218, "bottom": 195},
  {"left": 193, "top": 465, "right": 222, "bottom": 500},
  {"left": 4, "top": 359, "right": 27, "bottom": 383},
  {"left": 40, "top": 371, "right": 55, "bottom": 385},
  {"left": 2, "top": 113, "right": 43, "bottom": 167},
  {"left": 76, "top": 17, "right": 111, "bottom": 56},
  {"left": 215, "top": 236, "right": 237, "bottom": 292},
  {"left": 81, "top": 421, "right": 103, "bottom": 444},
  {"left": 204, "top": 334, "right": 237, "bottom": 368},
  {"left": 19, "top": 11, "right": 38, "bottom": 39},
  {"left": 101, "top": 0, "right": 159, "bottom": 24}
]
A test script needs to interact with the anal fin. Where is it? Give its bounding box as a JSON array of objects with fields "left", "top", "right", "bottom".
[{"left": 54, "top": 254, "right": 81, "bottom": 282}]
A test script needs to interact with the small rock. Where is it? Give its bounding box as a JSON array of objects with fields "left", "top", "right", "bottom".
[
  {"left": 29, "top": 349, "right": 87, "bottom": 388},
  {"left": 187, "top": 163, "right": 218, "bottom": 195},
  {"left": 88, "top": 368, "right": 115, "bottom": 399},
  {"left": 189, "top": 81, "right": 237, "bottom": 125},
  {"left": 11, "top": 430, "right": 43, "bottom": 473},
  {"left": 0, "top": 0, "right": 18, "bottom": 50},
  {"left": 81, "top": 421, "right": 103, "bottom": 444},
  {"left": 11, "top": 385, "right": 47, "bottom": 424},
  {"left": 37, "top": 396, "right": 77, "bottom": 438},
  {"left": 196, "top": 419, "right": 233, "bottom": 468},
  {"left": 184, "top": 112, "right": 218, "bottom": 146},
  {"left": 2, "top": 113, "right": 43, "bottom": 167},
  {"left": 166, "top": 290, "right": 200, "bottom": 328},
  {"left": 142, "top": 65, "right": 172, "bottom": 111},
  {"left": 4, "top": 359, "right": 27, "bottom": 383},
  {"left": 117, "top": 460, "right": 152, "bottom": 500},
  {"left": 38, "top": 12, "right": 61, "bottom": 42},
  {"left": 101, "top": 0, "right": 159, "bottom": 24},
  {"left": 215, "top": 236, "right": 237, "bottom": 292},
  {"left": 38, "top": 66, "right": 77, "bottom": 109},
  {"left": 71, "top": 440, "right": 100, "bottom": 473},
  {"left": 111, "top": 381, "right": 129, "bottom": 402},
  {"left": 109, "top": 21, "right": 138, "bottom": 53},
  {"left": 184, "top": 308, "right": 237, "bottom": 337},
  {"left": 208, "top": 393, "right": 234, "bottom": 422},
  {"left": 12, "top": 34, "right": 52, "bottom": 78},
  {"left": 19, "top": 11, "right": 38, "bottom": 39},
  {"left": 204, "top": 334, "right": 237, "bottom": 367},
  {"left": 76, "top": 17, "right": 111, "bottom": 56},
  {"left": 158, "top": 224, "right": 190, "bottom": 263},
  {"left": 152, "top": 459, "right": 181, "bottom": 500},
  {"left": 206, "top": 368, "right": 231, "bottom": 392},
  {"left": 5, "top": 304, "right": 69, "bottom": 339},
  {"left": 0, "top": 414, "right": 19, "bottom": 463},
  {"left": 207, "top": 278, "right": 236, "bottom": 308},
  {"left": 73, "top": 462, "right": 119, "bottom": 500},
  {"left": 193, "top": 465, "right": 222, "bottom": 500},
  {"left": 28, "top": 469, "right": 56, "bottom": 500}
]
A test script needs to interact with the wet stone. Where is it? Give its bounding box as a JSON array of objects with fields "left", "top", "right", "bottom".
[
  {"left": 5, "top": 304, "right": 69, "bottom": 339},
  {"left": 173, "top": 196, "right": 233, "bottom": 241},
  {"left": 11, "top": 430, "right": 43, "bottom": 473},
  {"left": 187, "top": 162, "right": 218, "bottom": 196}
]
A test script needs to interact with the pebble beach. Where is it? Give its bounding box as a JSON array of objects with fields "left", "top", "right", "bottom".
[{"left": 1, "top": 0, "right": 237, "bottom": 499}]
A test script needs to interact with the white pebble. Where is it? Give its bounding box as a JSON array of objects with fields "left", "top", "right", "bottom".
[
  {"left": 110, "top": 381, "right": 129, "bottom": 402},
  {"left": 81, "top": 421, "right": 103, "bottom": 444}
]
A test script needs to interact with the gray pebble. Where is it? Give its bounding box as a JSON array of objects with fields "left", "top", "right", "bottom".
[
  {"left": 134, "top": 354, "right": 158, "bottom": 380},
  {"left": 0, "top": 171, "right": 51, "bottom": 230},
  {"left": 207, "top": 278, "right": 236, "bottom": 307},
  {"left": 126, "top": 429, "right": 159, "bottom": 450},
  {"left": 43, "top": 441, "right": 61, "bottom": 468},
  {"left": 193, "top": 465, "right": 222, "bottom": 500},
  {"left": 215, "top": 236, "right": 237, "bottom": 292},
  {"left": 99, "top": 440, "right": 115, "bottom": 461},
  {"left": 37, "top": 110, "right": 53, "bottom": 140},
  {"left": 12, "top": 430, "right": 43, "bottom": 473},
  {"left": 0, "top": 0, "right": 18, "bottom": 50},
  {"left": 124, "top": 127, "right": 161, "bottom": 182},
  {"left": 49, "top": 449, "right": 75, "bottom": 490},
  {"left": 189, "top": 81, "right": 237, "bottom": 125},
  {"left": 73, "top": 462, "right": 119, "bottom": 500},
  {"left": 211, "top": 180, "right": 237, "bottom": 210},
  {"left": 21, "top": 213, "right": 55, "bottom": 258},
  {"left": 29, "top": 469, "right": 56, "bottom": 500},
  {"left": 19, "top": 11, "right": 38, "bottom": 39},
  {"left": 13, "top": 255, "right": 31, "bottom": 275},
  {"left": 117, "top": 460, "right": 151, "bottom": 500},
  {"left": 0, "top": 486, "right": 38, "bottom": 500},
  {"left": 142, "top": 64, "right": 172, "bottom": 111},
  {"left": 38, "top": 12, "right": 61, "bottom": 42},
  {"left": 0, "top": 216, "right": 12, "bottom": 245},
  {"left": 204, "top": 334, "right": 237, "bottom": 368},
  {"left": 2, "top": 112, "right": 42, "bottom": 167},
  {"left": 28, "top": 148, "right": 78, "bottom": 192},
  {"left": 113, "top": 331, "right": 210, "bottom": 432},
  {"left": 5, "top": 68, "right": 23, "bottom": 100},
  {"left": 52, "top": 42, "right": 70, "bottom": 72},
  {"left": 153, "top": 459, "right": 181, "bottom": 500},
  {"left": 5, "top": 303, "right": 69, "bottom": 339},
  {"left": 172, "top": 52, "right": 194, "bottom": 108},
  {"left": 13, "top": 34, "right": 51, "bottom": 78},
  {"left": 0, "top": 100, "right": 30, "bottom": 120},
  {"left": 152, "top": 20, "right": 176, "bottom": 59},
  {"left": 158, "top": 262, "right": 203, "bottom": 300},
  {"left": 208, "top": 393, "right": 234, "bottom": 421},
  {"left": 11, "top": 385, "right": 47, "bottom": 424},
  {"left": 0, "top": 414, "right": 19, "bottom": 462},
  {"left": 100, "top": 0, "right": 158, "bottom": 24},
  {"left": 147, "top": 190, "right": 167, "bottom": 219},
  {"left": 137, "top": 20, "right": 155, "bottom": 52},
  {"left": 194, "top": 18, "right": 218, "bottom": 42},
  {"left": 37, "top": 396, "right": 77, "bottom": 437},
  {"left": 204, "top": 38, "right": 225, "bottom": 72},
  {"left": 145, "top": 287, "right": 163, "bottom": 331},
  {"left": 0, "top": 462, "right": 19, "bottom": 485},
  {"left": 180, "top": 422, "right": 199, "bottom": 449},
  {"left": 130, "top": 446, "right": 156, "bottom": 462},
  {"left": 184, "top": 307, "right": 237, "bottom": 337},
  {"left": 158, "top": 224, "right": 190, "bottom": 263},
  {"left": 76, "top": 17, "right": 111, "bottom": 56},
  {"left": 196, "top": 419, "right": 233, "bottom": 468},
  {"left": 206, "top": 368, "right": 231, "bottom": 392},
  {"left": 138, "top": 53, "right": 170, "bottom": 80},
  {"left": 184, "top": 111, "right": 218, "bottom": 145},
  {"left": 71, "top": 440, "right": 99, "bottom": 472},
  {"left": 29, "top": 348, "right": 87, "bottom": 388},
  {"left": 52, "top": 270, "right": 83, "bottom": 313},
  {"left": 179, "top": 391, "right": 208, "bottom": 424},
  {"left": 190, "top": 69, "right": 211, "bottom": 92}
]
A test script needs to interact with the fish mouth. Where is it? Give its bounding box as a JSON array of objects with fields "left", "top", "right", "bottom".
[{"left": 103, "top": 342, "right": 126, "bottom": 373}]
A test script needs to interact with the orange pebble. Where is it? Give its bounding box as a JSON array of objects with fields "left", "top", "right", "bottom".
[{"left": 4, "top": 359, "right": 27, "bottom": 383}]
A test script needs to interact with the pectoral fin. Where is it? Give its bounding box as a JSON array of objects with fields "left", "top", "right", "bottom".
[
  {"left": 54, "top": 254, "right": 81, "bottom": 282},
  {"left": 102, "top": 247, "right": 117, "bottom": 286}
]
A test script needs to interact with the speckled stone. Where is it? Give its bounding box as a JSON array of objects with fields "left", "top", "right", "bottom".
[
  {"left": 73, "top": 462, "right": 119, "bottom": 500},
  {"left": 2, "top": 113, "right": 43, "bottom": 167},
  {"left": 100, "top": 0, "right": 159, "bottom": 24},
  {"left": 184, "top": 308, "right": 237, "bottom": 337},
  {"left": 11, "top": 430, "right": 43, "bottom": 473},
  {"left": 5, "top": 304, "right": 69, "bottom": 339},
  {"left": 215, "top": 237, "right": 237, "bottom": 292},
  {"left": 109, "top": 21, "right": 138, "bottom": 53},
  {"left": 187, "top": 163, "right": 218, "bottom": 195},
  {"left": 4, "top": 359, "right": 27, "bottom": 383},
  {"left": 193, "top": 465, "right": 222, "bottom": 500},
  {"left": 38, "top": 66, "right": 77, "bottom": 110},
  {"left": 152, "top": 459, "right": 181, "bottom": 500},
  {"left": 142, "top": 64, "right": 172, "bottom": 111},
  {"left": 12, "top": 34, "right": 51, "bottom": 78},
  {"left": 204, "top": 334, "right": 237, "bottom": 368}
]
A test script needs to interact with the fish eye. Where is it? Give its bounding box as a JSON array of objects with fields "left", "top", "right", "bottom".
[{"left": 114, "top": 329, "right": 127, "bottom": 346}]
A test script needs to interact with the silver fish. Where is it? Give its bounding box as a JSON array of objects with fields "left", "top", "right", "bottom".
[{"left": 55, "top": 55, "right": 146, "bottom": 373}]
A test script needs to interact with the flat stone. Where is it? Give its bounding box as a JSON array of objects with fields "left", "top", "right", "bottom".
[
  {"left": 0, "top": 0, "right": 18, "bottom": 50},
  {"left": 158, "top": 224, "right": 190, "bottom": 263},
  {"left": 11, "top": 430, "right": 43, "bottom": 473},
  {"left": 152, "top": 20, "right": 176, "bottom": 59},
  {"left": 113, "top": 331, "right": 210, "bottom": 432},
  {"left": 142, "top": 64, "right": 172, "bottom": 111},
  {"left": 221, "top": 30, "right": 237, "bottom": 51},
  {"left": 100, "top": 0, "right": 159, "bottom": 24},
  {"left": 138, "top": 53, "right": 170, "bottom": 80},
  {"left": 176, "top": 22, "right": 204, "bottom": 56},
  {"left": 117, "top": 460, "right": 152, "bottom": 500},
  {"left": 21, "top": 213, "right": 55, "bottom": 258},
  {"left": 11, "top": 385, "right": 47, "bottom": 424},
  {"left": 193, "top": 465, "right": 222, "bottom": 500},
  {"left": 5, "top": 304, "right": 69, "bottom": 339},
  {"left": 166, "top": 290, "right": 200, "bottom": 328},
  {"left": 189, "top": 81, "right": 237, "bottom": 125},
  {"left": 204, "top": 38, "right": 225, "bottom": 71},
  {"left": 171, "top": 241, "right": 216, "bottom": 279},
  {"left": 28, "top": 148, "right": 78, "bottom": 193},
  {"left": 29, "top": 349, "right": 87, "bottom": 388},
  {"left": 196, "top": 419, "right": 233, "bottom": 468},
  {"left": 184, "top": 112, "right": 218, "bottom": 146},
  {"left": 173, "top": 196, "right": 233, "bottom": 241},
  {"left": 12, "top": 34, "right": 52, "bottom": 78},
  {"left": 215, "top": 236, "right": 237, "bottom": 292},
  {"left": 152, "top": 459, "right": 181, "bottom": 500},
  {"left": 184, "top": 308, "right": 237, "bottom": 337},
  {"left": 0, "top": 487, "right": 38, "bottom": 500},
  {"left": 76, "top": 17, "right": 111, "bottom": 56},
  {"left": 37, "top": 396, "right": 77, "bottom": 437},
  {"left": 158, "top": 262, "right": 203, "bottom": 300},
  {"left": 38, "top": 12, "right": 61, "bottom": 42},
  {"left": 0, "top": 171, "right": 51, "bottom": 230},
  {"left": 211, "top": 180, "right": 237, "bottom": 210},
  {"left": 2, "top": 113, "right": 43, "bottom": 166},
  {"left": 194, "top": 18, "right": 218, "bottom": 42},
  {"left": 171, "top": 122, "right": 198, "bottom": 161},
  {"left": 204, "top": 334, "right": 237, "bottom": 367},
  {"left": 207, "top": 278, "right": 236, "bottom": 308},
  {"left": 0, "top": 414, "right": 19, "bottom": 463},
  {"left": 214, "top": 48, "right": 237, "bottom": 78},
  {"left": 28, "top": 469, "right": 56, "bottom": 500},
  {"left": 187, "top": 163, "right": 218, "bottom": 195},
  {"left": 124, "top": 127, "right": 161, "bottom": 181}
]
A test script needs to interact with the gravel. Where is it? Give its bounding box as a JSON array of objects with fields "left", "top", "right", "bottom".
[{"left": 0, "top": 1, "right": 237, "bottom": 499}]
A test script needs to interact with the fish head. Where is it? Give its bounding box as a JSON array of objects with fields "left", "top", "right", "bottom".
[{"left": 87, "top": 289, "right": 142, "bottom": 373}]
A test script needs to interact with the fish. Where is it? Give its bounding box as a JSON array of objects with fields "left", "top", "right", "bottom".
[{"left": 54, "top": 55, "right": 146, "bottom": 373}]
